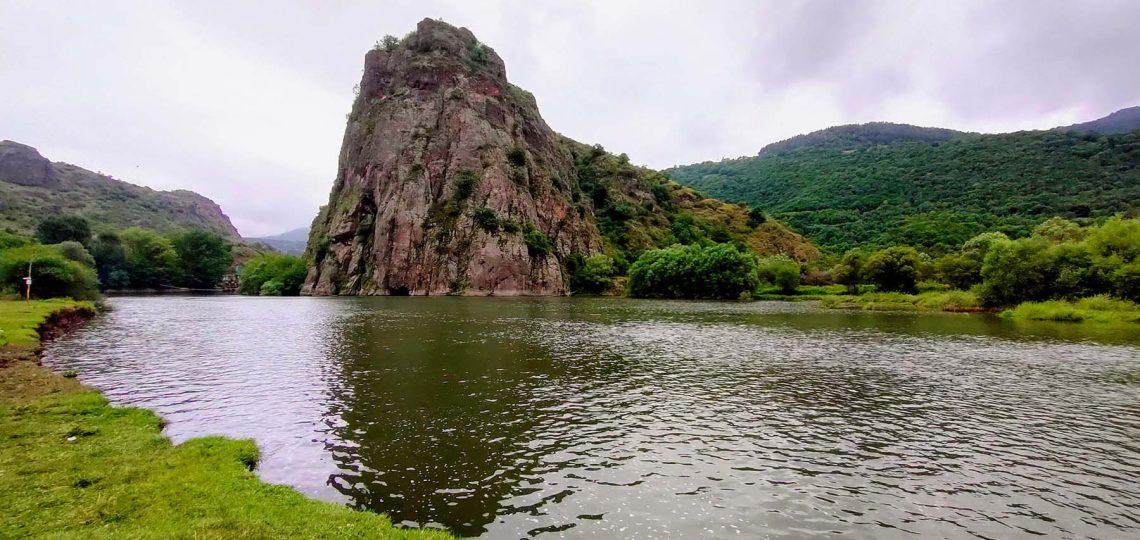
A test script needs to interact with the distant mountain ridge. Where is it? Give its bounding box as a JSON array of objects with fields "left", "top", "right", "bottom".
[
  {"left": 1055, "top": 106, "right": 1140, "bottom": 135},
  {"left": 0, "top": 140, "right": 239, "bottom": 238},
  {"left": 756, "top": 122, "right": 964, "bottom": 158},
  {"left": 249, "top": 227, "right": 308, "bottom": 254},
  {"left": 665, "top": 107, "right": 1140, "bottom": 252}
]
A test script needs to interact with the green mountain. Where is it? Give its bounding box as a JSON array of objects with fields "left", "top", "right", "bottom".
[
  {"left": 0, "top": 140, "right": 239, "bottom": 238},
  {"left": 665, "top": 111, "right": 1140, "bottom": 252},
  {"left": 1055, "top": 106, "right": 1140, "bottom": 135}
]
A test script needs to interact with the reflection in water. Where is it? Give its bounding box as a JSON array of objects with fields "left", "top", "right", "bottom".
[{"left": 42, "top": 296, "right": 1140, "bottom": 538}]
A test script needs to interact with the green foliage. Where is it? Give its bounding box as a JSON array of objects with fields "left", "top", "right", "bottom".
[
  {"left": 89, "top": 232, "right": 127, "bottom": 288},
  {"left": 120, "top": 227, "right": 178, "bottom": 289},
  {"left": 0, "top": 231, "right": 32, "bottom": 250},
  {"left": 0, "top": 245, "right": 98, "bottom": 300},
  {"left": 830, "top": 250, "right": 866, "bottom": 294},
  {"left": 239, "top": 253, "right": 306, "bottom": 296},
  {"left": 747, "top": 207, "right": 767, "bottom": 227},
  {"left": 170, "top": 230, "right": 233, "bottom": 289},
  {"left": 1033, "top": 217, "right": 1085, "bottom": 243},
  {"left": 628, "top": 243, "right": 759, "bottom": 299},
  {"left": 472, "top": 208, "right": 500, "bottom": 231},
  {"left": 819, "top": 290, "right": 981, "bottom": 312},
  {"left": 1003, "top": 295, "right": 1140, "bottom": 324},
  {"left": 863, "top": 246, "right": 921, "bottom": 293},
  {"left": 756, "top": 255, "right": 800, "bottom": 294},
  {"left": 453, "top": 171, "right": 480, "bottom": 200},
  {"left": 35, "top": 216, "right": 91, "bottom": 246},
  {"left": 54, "top": 241, "right": 95, "bottom": 267},
  {"left": 506, "top": 147, "right": 527, "bottom": 167},
  {"left": 523, "top": 226, "right": 553, "bottom": 257},
  {"left": 375, "top": 34, "right": 400, "bottom": 51},
  {"left": 666, "top": 130, "right": 1140, "bottom": 252},
  {"left": 934, "top": 252, "right": 979, "bottom": 290},
  {"left": 567, "top": 254, "right": 618, "bottom": 294}
]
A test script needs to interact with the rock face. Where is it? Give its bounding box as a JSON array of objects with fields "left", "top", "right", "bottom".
[
  {"left": 0, "top": 140, "right": 240, "bottom": 238},
  {"left": 304, "top": 19, "right": 601, "bottom": 295},
  {"left": 305, "top": 19, "right": 818, "bottom": 296}
]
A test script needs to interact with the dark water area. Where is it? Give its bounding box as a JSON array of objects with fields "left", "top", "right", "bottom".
[{"left": 42, "top": 296, "right": 1140, "bottom": 538}]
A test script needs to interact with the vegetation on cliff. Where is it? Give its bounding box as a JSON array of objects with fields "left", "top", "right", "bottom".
[
  {"left": 0, "top": 300, "right": 450, "bottom": 538},
  {"left": 666, "top": 129, "right": 1140, "bottom": 252}
]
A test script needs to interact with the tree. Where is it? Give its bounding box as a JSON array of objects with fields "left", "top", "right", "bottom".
[
  {"left": 54, "top": 241, "right": 95, "bottom": 267},
  {"left": 89, "top": 232, "right": 127, "bottom": 288},
  {"left": 568, "top": 254, "right": 617, "bottom": 294},
  {"left": 1033, "top": 217, "right": 1085, "bottom": 243},
  {"left": 628, "top": 243, "right": 759, "bottom": 299},
  {"left": 935, "top": 252, "right": 979, "bottom": 290},
  {"left": 863, "top": 246, "right": 921, "bottom": 293},
  {"left": 238, "top": 253, "right": 307, "bottom": 296},
  {"left": 35, "top": 216, "right": 91, "bottom": 246},
  {"left": 170, "top": 230, "right": 233, "bottom": 289},
  {"left": 756, "top": 255, "right": 800, "bottom": 294},
  {"left": 977, "top": 237, "right": 1052, "bottom": 306},
  {"left": 831, "top": 250, "right": 866, "bottom": 294},
  {"left": 120, "top": 227, "right": 178, "bottom": 288},
  {"left": 0, "top": 244, "right": 98, "bottom": 300}
]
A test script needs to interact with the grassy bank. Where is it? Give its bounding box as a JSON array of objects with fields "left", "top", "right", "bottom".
[
  {"left": 0, "top": 299, "right": 449, "bottom": 539},
  {"left": 817, "top": 290, "right": 984, "bottom": 313},
  {"left": 1002, "top": 296, "right": 1140, "bottom": 324}
]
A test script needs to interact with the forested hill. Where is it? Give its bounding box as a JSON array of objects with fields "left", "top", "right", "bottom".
[
  {"left": 1055, "top": 106, "right": 1140, "bottom": 135},
  {"left": 0, "top": 140, "right": 239, "bottom": 238},
  {"left": 755, "top": 122, "right": 963, "bottom": 158},
  {"left": 666, "top": 125, "right": 1139, "bottom": 253}
]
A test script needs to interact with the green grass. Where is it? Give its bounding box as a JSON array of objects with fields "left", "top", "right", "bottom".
[
  {"left": 0, "top": 299, "right": 451, "bottom": 539},
  {"left": 0, "top": 298, "right": 94, "bottom": 347},
  {"left": 1002, "top": 295, "right": 1140, "bottom": 324},
  {"left": 817, "top": 290, "right": 983, "bottom": 313}
]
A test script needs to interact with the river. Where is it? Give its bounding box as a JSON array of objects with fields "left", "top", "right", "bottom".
[{"left": 42, "top": 296, "right": 1140, "bottom": 538}]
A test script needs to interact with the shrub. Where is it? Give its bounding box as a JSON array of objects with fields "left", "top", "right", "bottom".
[
  {"left": 831, "top": 250, "right": 866, "bottom": 294},
  {"left": 568, "top": 254, "right": 617, "bottom": 294},
  {"left": 0, "top": 231, "right": 32, "bottom": 250},
  {"left": 36, "top": 216, "right": 91, "bottom": 245},
  {"left": 756, "top": 255, "right": 800, "bottom": 294},
  {"left": 523, "top": 227, "right": 553, "bottom": 257},
  {"left": 863, "top": 246, "right": 921, "bottom": 293},
  {"left": 473, "top": 208, "right": 499, "bottom": 231},
  {"left": 0, "top": 244, "right": 98, "bottom": 300},
  {"left": 935, "top": 252, "right": 980, "bottom": 290},
  {"left": 628, "top": 243, "right": 759, "bottom": 300},
  {"left": 747, "top": 207, "right": 767, "bottom": 228},
  {"left": 453, "top": 171, "right": 480, "bottom": 200},
  {"left": 259, "top": 280, "right": 284, "bottom": 296},
  {"left": 506, "top": 147, "right": 527, "bottom": 167},
  {"left": 54, "top": 241, "right": 95, "bottom": 267},
  {"left": 239, "top": 253, "right": 306, "bottom": 296}
]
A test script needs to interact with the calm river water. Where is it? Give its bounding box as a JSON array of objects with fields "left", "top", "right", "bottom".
[{"left": 42, "top": 296, "right": 1140, "bottom": 538}]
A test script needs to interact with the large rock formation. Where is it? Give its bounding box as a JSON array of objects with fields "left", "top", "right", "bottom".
[
  {"left": 304, "top": 19, "right": 601, "bottom": 295},
  {"left": 305, "top": 19, "right": 817, "bottom": 296},
  {"left": 0, "top": 140, "right": 240, "bottom": 238}
]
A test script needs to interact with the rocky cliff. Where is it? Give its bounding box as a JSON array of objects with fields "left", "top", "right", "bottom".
[
  {"left": 0, "top": 140, "right": 240, "bottom": 238},
  {"left": 304, "top": 19, "right": 816, "bottom": 296}
]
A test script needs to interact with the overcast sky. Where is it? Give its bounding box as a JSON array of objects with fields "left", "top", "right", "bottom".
[{"left": 2, "top": 1, "right": 1137, "bottom": 237}]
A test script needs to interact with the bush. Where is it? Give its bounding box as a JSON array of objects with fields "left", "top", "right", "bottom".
[
  {"left": 0, "top": 244, "right": 98, "bottom": 300},
  {"left": 506, "top": 147, "right": 527, "bottom": 167},
  {"left": 239, "top": 253, "right": 306, "bottom": 296},
  {"left": 453, "top": 171, "right": 480, "bottom": 200},
  {"left": 831, "top": 250, "right": 866, "bottom": 294},
  {"left": 0, "top": 231, "right": 32, "bottom": 250},
  {"left": 628, "top": 243, "right": 759, "bottom": 299},
  {"left": 863, "top": 246, "right": 921, "bottom": 293},
  {"left": 568, "top": 254, "right": 617, "bottom": 294},
  {"left": 473, "top": 208, "right": 499, "bottom": 231},
  {"left": 89, "top": 232, "right": 127, "bottom": 288},
  {"left": 935, "top": 252, "right": 980, "bottom": 290},
  {"left": 756, "top": 255, "right": 800, "bottom": 294},
  {"left": 35, "top": 216, "right": 91, "bottom": 245},
  {"left": 54, "top": 241, "right": 95, "bottom": 267},
  {"left": 523, "top": 227, "right": 553, "bottom": 257}
]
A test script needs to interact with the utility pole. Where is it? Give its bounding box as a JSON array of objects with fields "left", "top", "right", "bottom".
[{"left": 24, "top": 260, "right": 32, "bottom": 303}]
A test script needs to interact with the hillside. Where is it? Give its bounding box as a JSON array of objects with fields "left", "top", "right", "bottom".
[
  {"left": 304, "top": 19, "right": 815, "bottom": 296},
  {"left": 0, "top": 140, "right": 239, "bottom": 238},
  {"left": 666, "top": 119, "right": 1139, "bottom": 252}
]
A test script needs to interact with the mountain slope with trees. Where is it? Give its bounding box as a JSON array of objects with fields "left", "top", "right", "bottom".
[
  {"left": 665, "top": 114, "right": 1140, "bottom": 252},
  {"left": 0, "top": 140, "right": 239, "bottom": 238}
]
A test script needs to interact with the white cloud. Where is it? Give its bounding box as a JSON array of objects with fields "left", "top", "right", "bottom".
[{"left": 2, "top": 0, "right": 1137, "bottom": 236}]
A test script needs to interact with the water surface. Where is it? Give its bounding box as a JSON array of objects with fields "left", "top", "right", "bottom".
[{"left": 43, "top": 296, "right": 1140, "bottom": 538}]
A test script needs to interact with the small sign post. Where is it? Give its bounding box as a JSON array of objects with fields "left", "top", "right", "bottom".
[{"left": 24, "top": 261, "right": 32, "bottom": 303}]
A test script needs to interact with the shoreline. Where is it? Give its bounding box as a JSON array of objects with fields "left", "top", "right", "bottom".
[{"left": 0, "top": 299, "right": 450, "bottom": 539}]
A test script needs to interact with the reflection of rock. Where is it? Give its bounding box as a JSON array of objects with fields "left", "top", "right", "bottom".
[{"left": 317, "top": 303, "right": 558, "bottom": 536}]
